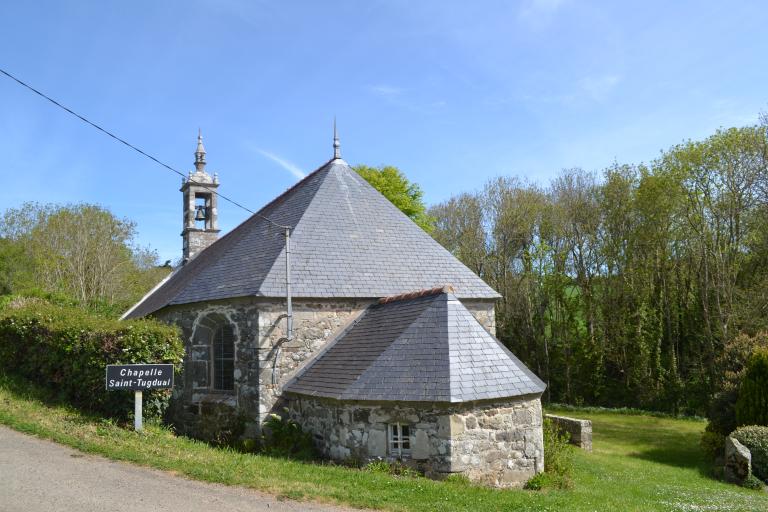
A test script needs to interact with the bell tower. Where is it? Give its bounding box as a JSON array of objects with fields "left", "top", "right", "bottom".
[{"left": 181, "top": 129, "right": 220, "bottom": 263}]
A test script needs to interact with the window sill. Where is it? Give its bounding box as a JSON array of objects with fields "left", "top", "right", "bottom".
[{"left": 191, "top": 392, "right": 236, "bottom": 406}]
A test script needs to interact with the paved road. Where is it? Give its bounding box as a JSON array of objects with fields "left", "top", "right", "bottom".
[{"left": 0, "top": 426, "right": 353, "bottom": 512}]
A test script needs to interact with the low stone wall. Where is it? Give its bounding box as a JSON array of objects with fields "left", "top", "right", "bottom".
[
  {"left": 285, "top": 394, "right": 543, "bottom": 488},
  {"left": 545, "top": 414, "right": 592, "bottom": 451}
]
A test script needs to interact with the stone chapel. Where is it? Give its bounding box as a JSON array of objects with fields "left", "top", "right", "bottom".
[{"left": 123, "top": 130, "right": 546, "bottom": 487}]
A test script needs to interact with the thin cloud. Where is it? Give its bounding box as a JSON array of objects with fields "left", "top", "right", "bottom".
[
  {"left": 518, "top": 0, "right": 568, "bottom": 26},
  {"left": 369, "top": 84, "right": 404, "bottom": 98},
  {"left": 255, "top": 149, "right": 306, "bottom": 179},
  {"left": 513, "top": 73, "right": 622, "bottom": 106},
  {"left": 368, "top": 84, "right": 445, "bottom": 112},
  {"left": 578, "top": 74, "right": 622, "bottom": 101}
]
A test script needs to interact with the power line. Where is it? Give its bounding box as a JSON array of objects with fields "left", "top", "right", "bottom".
[{"left": 0, "top": 67, "right": 291, "bottom": 230}]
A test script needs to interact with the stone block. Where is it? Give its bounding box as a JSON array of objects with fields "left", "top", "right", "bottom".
[
  {"left": 369, "top": 408, "right": 392, "bottom": 424},
  {"left": 367, "top": 428, "right": 387, "bottom": 457},
  {"left": 412, "top": 429, "right": 431, "bottom": 460},
  {"left": 724, "top": 436, "right": 752, "bottom": 485},
  {"left": 499, "top": 467, "right": 535, "bottom": 487},
  {"left": 353, "top": 408, "right": 370, "bottom": 424},
  {"left": 437, "top": 415, "right": 451, "bottom": 438},
  {"left": 450, "top": 415, "right": 466, "bottom": 435}
]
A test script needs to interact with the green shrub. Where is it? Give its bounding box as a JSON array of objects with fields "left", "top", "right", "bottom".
[
  {"left": 0, "top": 299, "right": 182, "bottom": 420},
  {"left": 707, "top": 387, "right": 739, "bottom": 436},
  {"left": 364, "top": 459, "right": 391, "bottom": 473},
  {"left": 524, "top": 472, "right": 550, "bottom": 490},
  {"left": 743, "top": 474, "right": 765, "bottom": 490},
  {"left": 736, "top": 350, "right": 768, "bottom": 428},
  {"left": 363, "top": 459, "right": 420, "bottom": 478},
  {"left": 705, "top": 334, "right": 768, "bottom": 438},
  {"left": 700, "top": 428, "right": 726, "bottom": 461},
  {"left": 527, "top": 418, "right": 575, "bottom": 490},
  {"left": 732, "top": 425, "right": 768, "bottom": 483},
  {"left": 261, "top": 412, "right": 316, "bottom": 460}
]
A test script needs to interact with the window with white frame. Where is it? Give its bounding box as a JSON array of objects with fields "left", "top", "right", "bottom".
[{"left": 388, "top": 424, "right": 412, "bottom": 457}]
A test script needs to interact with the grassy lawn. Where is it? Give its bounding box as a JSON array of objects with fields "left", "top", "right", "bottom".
[{"left": 0, "top": 375, "right": 765, "bottom": 512}]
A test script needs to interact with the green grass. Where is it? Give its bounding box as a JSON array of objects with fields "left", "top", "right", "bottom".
[{"left": 0, "top": 374, "right": 765, "bottom": 512}]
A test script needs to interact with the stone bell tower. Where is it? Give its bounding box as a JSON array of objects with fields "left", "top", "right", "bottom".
[{"left": 181, "top": 130, "right": 220, "bottom": 263}]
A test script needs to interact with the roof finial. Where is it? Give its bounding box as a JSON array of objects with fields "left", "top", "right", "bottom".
[
  {"left": 194, "top": 128, "right": 206, "bottom": 173},
  {"left": 333, "top": 117, "right": 341, "bottom": 160}
]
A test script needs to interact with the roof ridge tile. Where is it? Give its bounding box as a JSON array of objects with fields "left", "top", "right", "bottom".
[{"left": 378, "top": 284, "right": 455, "bottom": 304}]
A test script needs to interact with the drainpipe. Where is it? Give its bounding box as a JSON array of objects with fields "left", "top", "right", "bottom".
[
  {"left": 272, "top": 227, "right": 293, "bottom": 385},
  {"left": 285, "top": 226, "right": 293, "bottom": 342}
]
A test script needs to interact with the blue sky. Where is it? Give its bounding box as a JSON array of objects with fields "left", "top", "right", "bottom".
[{"left": 2, "top": 1, "right": 766, "bottom": 262}]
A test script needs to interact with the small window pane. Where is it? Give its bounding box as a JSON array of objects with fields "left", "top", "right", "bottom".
[
  {"left": 213, "top": 324, "right": 235, "bottom": 391},
  {"left": 388, "top": 424, "right": 412, "bottom": 457}
]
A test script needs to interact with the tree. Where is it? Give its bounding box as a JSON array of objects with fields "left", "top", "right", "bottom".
[
  {"left": 429, "top": 193, "right": 488, "bottom": 276},
  {"left": 0, "top": 238, "right": 30, "bottom": 295},
  {"left": 353, "top": 165, "right": 435, "bottom": 232},
  {"left": 427, "top": 121, "right": 768, "bottom": 414},
  {"left": 0, "top": 202, "right": 169, "bottom": 310}
]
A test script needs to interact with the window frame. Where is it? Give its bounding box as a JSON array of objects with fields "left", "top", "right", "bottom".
[
  {"left": 211, "top": 323, "right": 235, "bottom": 392},
  {"left": 388, "top": 423, "right": 412, "bottom": 458}
]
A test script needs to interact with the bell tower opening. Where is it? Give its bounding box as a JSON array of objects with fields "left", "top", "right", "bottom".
[
  {"left": 181, "top": 130, "right": 220, "bottom": 263},
  {"left": 194, "top": 193, "right": 213, "bottom": 230}
]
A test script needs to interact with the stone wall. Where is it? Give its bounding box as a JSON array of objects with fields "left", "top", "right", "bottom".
[
  {"left": 461, "top": 300, "right": 497, "bottom": 336},
  {"left": 155, "top": 298, "right": 261, "bottom": 438},
  {"left": 545, "top": 414, "right": 593, "bottom": 451},
  {"left": 453, "top": 398, "right": 544, "bottom": 486},
  {"left": 184, "top": 229, "right": 219, "bottom": 261},
  {"left": 285, "top": 394, "right": 543, "bottom": 488},
  {"left": 256, "top": 299, "right": 371, "bottom": 421},
  {"left": 155, "top": 296, "right": 498, "bottom": 440}
]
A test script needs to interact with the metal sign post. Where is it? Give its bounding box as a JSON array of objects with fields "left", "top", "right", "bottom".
[
  {"left": 134, "top": 390, "right": 143, "bottom": 431},
  {"left": 105, "top": 364, "right": 174, "bottom": 432}
]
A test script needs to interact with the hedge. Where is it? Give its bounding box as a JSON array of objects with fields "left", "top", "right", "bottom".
[
  {"left": 0, "top": 297, "right": 183, "bottom": 419},
  {"left": 733, "top": 425, "right": 768, "bottom": 483}
]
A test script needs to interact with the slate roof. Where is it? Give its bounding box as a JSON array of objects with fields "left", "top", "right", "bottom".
[
  {"left": 284, "top": 290, "right": 546, "bottom": 402},
  {"left": 124, "top": 157, "right": 499, "bottom": 319}
]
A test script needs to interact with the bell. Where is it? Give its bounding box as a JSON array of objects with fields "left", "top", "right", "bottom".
[{"left": 195, "top": 206, "right": 207, "bottom": 221}]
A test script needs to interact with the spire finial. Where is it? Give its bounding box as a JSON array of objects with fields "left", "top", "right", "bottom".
[
  {"left": 333, "top": 118, "right": 341, "bottom": 160},
  {"left": 194, "top": 128, "right": 206, "bottom": 172}
]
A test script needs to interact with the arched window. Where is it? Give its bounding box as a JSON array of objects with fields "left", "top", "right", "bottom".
[{"left": 212, "top": 324, "right": 235, "bottom": 391}]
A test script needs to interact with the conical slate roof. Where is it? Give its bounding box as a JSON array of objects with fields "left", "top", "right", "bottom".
[
  {"left": 284, "top": 289, "right": 546, "bottom": 402},
  {"left": 125, "top": 158, "right": 499, "bottom": 319}
]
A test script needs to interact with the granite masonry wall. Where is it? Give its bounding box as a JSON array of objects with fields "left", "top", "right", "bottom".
[
  {"left": 285, "top": 394, "right": 544, "bottom": 487},
  {"left": 155, "top": 297, "right": 499, "bottom": 440},
  {"left": 155, "top": 298, "right": 260, "bottom": 439},
  {"left": 460, "top": 300, "right": 497, "bottom": 336}
]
